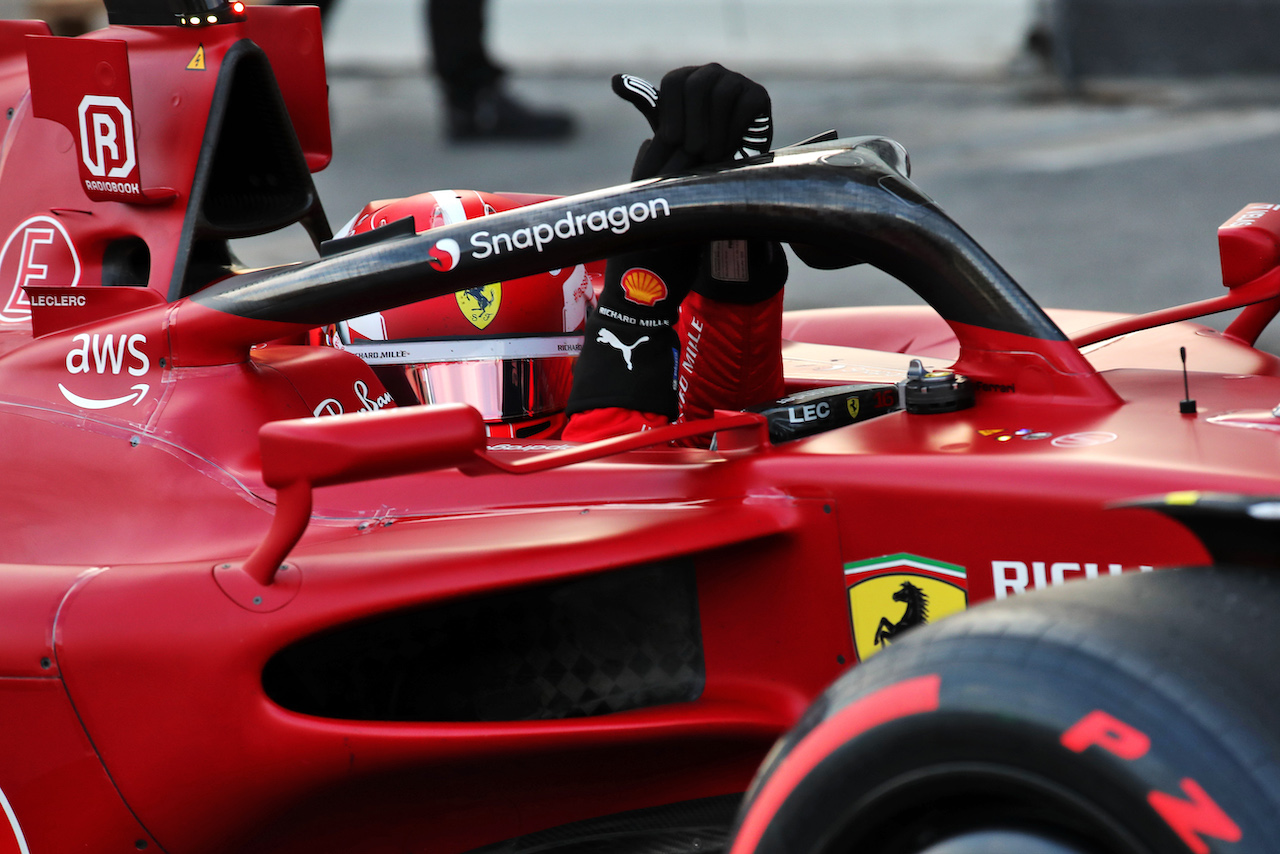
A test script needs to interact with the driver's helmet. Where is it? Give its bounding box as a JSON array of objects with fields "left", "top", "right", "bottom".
[{"left": 318, "top": 190, "right": 602, "bottom": 438}]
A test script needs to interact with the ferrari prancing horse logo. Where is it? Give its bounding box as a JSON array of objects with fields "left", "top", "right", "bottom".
[
  {"left": 845, "top": 553, "right": 968, "bottom": 661},
  {"left": 456, "top": 283, "right": 501, "bottom": 330}
]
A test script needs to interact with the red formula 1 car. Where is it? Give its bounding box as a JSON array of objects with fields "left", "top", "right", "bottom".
[{"left": 4, "top": 2, "right": 1280, "bottom": 853}]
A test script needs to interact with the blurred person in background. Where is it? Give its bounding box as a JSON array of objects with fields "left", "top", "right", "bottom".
[
  {"left": 426, "top": 0, "right": 574, "bottom": 141},
  {"left": 294, "top": 0, "right": 575, "bottom": 142}
]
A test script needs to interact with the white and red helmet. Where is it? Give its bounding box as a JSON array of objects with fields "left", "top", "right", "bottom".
[{"left": 322, "top": 190, "right": 603, "bottom": 438}]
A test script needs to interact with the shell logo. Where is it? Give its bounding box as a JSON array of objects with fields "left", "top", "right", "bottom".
[{"left": 620, "top": 267, "right": 667, "bottom": 306}]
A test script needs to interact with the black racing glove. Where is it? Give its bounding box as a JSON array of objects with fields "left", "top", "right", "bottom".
[
  {"left": 614, "top": 66, "right": 785, "bottom": 301},
  {"left": 613, "top": 64, "right": 772, "bottom": 179},
  {"left": 567, "top": 64, "right": 778, "bottom": 419}
]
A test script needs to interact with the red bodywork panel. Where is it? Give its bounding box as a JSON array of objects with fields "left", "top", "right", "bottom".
[
  {"left": 0, "top": 5, "right": 327, "bottom": 330},
  {"left": 0, "top": 8, "right": 1277, "bottom": 854}
]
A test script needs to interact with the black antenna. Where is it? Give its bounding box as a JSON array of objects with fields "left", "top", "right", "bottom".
[{"left": 1180, "top": 347, "right": 1197, "bottom": 414}]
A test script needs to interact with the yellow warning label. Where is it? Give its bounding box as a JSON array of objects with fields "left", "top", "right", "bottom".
[{"left": 187, "top": 45, "right": 206, "bottom": 71}]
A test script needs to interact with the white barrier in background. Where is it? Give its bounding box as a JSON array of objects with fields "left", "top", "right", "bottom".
[{"left": 324, "top": 0, "right": 1039, "bottom": 76}]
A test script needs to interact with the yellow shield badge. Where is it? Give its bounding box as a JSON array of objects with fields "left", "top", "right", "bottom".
[
  {"left": 845, "top": 553, "right": 968, "bottom": 662},
  {"left": 456, "top": 284, "right": 502, "bottom": 330}
]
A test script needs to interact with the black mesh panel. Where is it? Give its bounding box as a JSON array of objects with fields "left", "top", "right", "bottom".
[{"left": 263, "top": 559, "right": 705, "bottom": 722}]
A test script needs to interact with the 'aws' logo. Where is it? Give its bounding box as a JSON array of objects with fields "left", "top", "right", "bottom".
[
  {"left": 58, "top": 332, "right": 154, "bottom": 410},
  {"left": 65, "top": 332, "right": 149, "bottom": 376}
]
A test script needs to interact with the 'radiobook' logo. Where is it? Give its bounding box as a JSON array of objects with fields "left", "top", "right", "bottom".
[{"left": 79, "top": 95, "right": 135, "bottom": 179}]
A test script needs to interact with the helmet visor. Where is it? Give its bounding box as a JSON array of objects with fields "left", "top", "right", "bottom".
[{"left": 343, "top": 335, "right": 583, "bottom": 421}]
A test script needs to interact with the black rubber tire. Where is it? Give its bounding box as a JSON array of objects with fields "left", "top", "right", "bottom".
[{"left": 728, "top": 566, "right": 1280, "bottom": 854}]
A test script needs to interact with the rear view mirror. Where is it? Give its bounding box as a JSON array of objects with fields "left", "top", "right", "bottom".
[{"left": 238, "top": 403, "right": 486, "bottom": 587}]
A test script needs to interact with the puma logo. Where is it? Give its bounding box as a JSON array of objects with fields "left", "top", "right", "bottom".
[{"left": 597, "top": 327, "right": 649, "bottom": 371}]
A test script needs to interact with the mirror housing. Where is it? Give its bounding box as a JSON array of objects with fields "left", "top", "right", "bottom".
[{"left": 233, "top": 403, "right": 486, "bottom": 591}]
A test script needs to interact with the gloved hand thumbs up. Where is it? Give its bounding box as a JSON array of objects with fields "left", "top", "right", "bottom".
[
  {"left": 611, "top": 73, "right": 661, "bottom": 133},
  {"left": 612, "top": 64, "right": 773, "bottom": 180}
]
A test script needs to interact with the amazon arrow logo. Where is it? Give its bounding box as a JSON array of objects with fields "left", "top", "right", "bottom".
[{"left": 59, "top": 382, "right": 149, "bottom": 409}]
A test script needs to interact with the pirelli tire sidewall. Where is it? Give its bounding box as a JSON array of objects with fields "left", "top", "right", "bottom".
[{"left": 729, "top": 566, "right": 1280, "bottom": 854}]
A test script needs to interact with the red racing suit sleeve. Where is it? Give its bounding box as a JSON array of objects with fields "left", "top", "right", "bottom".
[
  {"left": 560, "top": 406, "right": 670, "bottom": 441},
  {"left": 675, "top": 286, "right": 785, "bottom": 425}
]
